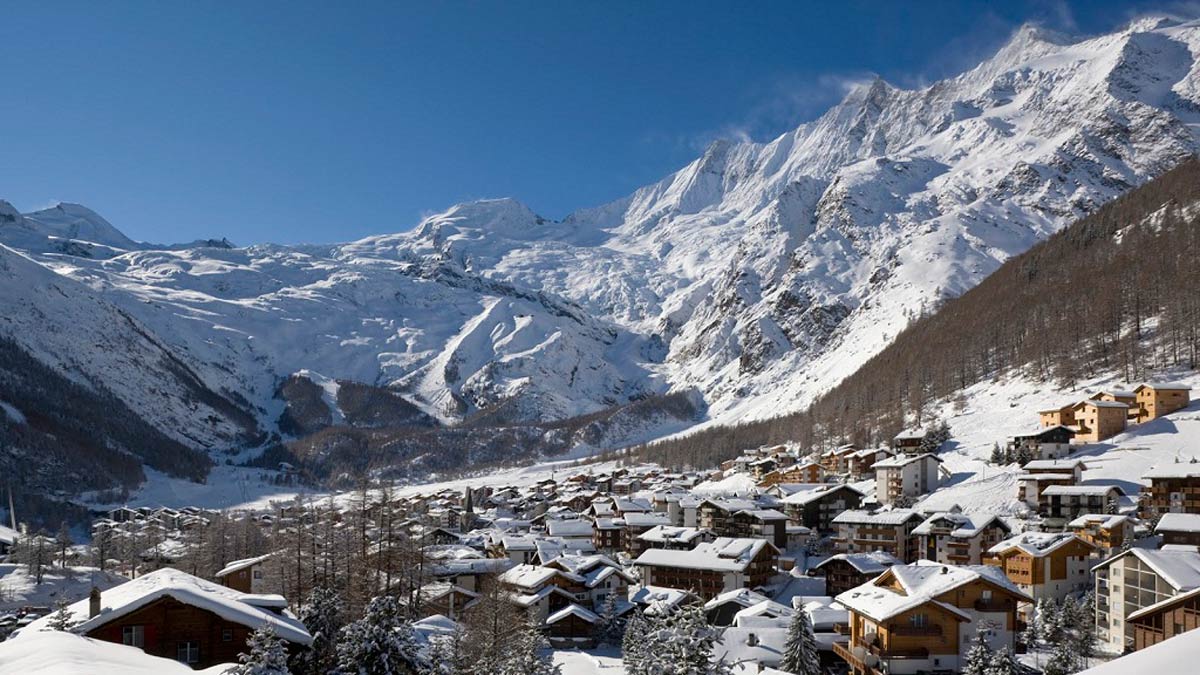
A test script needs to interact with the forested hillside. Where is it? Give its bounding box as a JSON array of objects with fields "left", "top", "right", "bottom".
[{"left": 635, "top": 157, "right": 1200, "bottom": 469}]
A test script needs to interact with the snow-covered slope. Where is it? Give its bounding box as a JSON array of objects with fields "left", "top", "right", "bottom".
[{"left": 6, "top": 17, "right": 1200, "bottom": 445}]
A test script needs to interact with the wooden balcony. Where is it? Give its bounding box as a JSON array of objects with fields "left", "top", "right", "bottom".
[
  {"left": 888, "top": 623, "right": 943, "bottom": 637},
  {"left": 833, "top": 638, "right": 931, "bottom": 673},
  {"left": 975, "top": 599, "right": 1016, "bottom": 613}
]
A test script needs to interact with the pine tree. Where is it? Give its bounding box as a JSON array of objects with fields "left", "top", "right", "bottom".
[
  {"left": 55, "top": 522, "right": 73, "bottom": 569},
  {"left": 986, "top": 647, "right": 1018, "bottom": 675},
  {"left": 594, "top": 593, "right": 626, "bottom": 645},
  {"left": 336, "top": 595, "right": 421, "bottom": 675},
  {"left": 502, "top": 618, "right": 560, "bottom": 675},
  {"left": 962, "top": 628, "right": 991, "bottom": 675},
  {"left": 990, "top": 443, "right": 1004, "bottom": 465},
  {"left": 230, "top": 624, "right": 291, "bottom": 675},
  {"left": 291, "top": 586, "right": 344, "bottom": 675},
  {"left": 1043, "top": 642, "right": 1076, "bottom": 675},
  {"left": 621, "top": 609, "right": 648, "bottom": 671},
  {"left": 47, "top": 597, "right": 76, "bottom": 631},
  {"left": 779, "top": 609, "right": 820, "bottom": 674},
  {"left": 629, "top": 603, "right": 731, "bottom": 675}
]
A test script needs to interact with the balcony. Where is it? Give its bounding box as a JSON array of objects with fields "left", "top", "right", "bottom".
[
  {"left": 888, "top": 623, "right": 943, "bottom": 637},
  {"left": 975, "top": 599, "right": 1016, "bottom": 613}
]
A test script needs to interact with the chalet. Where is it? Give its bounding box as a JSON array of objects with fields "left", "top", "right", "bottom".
[
  {"left": 1016, "top": 472, "right": 1077, "bottom": 512},
  {"left": 622, "top": 511, "right": 674, "bottom": 555},
  {"left": 912, "top": 511, "right": 1011, "bottom": 565},
  {"left": 546, "top": 518, "right": 595, "bottom": 545},
  {"left": 1141, "top": 464, "right": 1200, "bottom": 518},
  {"left": 812, "top": 551, "right": 901, "bottom": 596},
  {"left": 759, "top": 461, "right": 823, "bottom": 487},
  {"left": 891, "top": 429, "right": 926, "bottom": 452},
  {"left": 633, "top": 537, "right": 779, "bottom": 600},
  {"left": 984, "top": 532, "right": 1096, "bottom": 605},
  {"left": 1093, "top": 547, "right": 1200, "bottom": 652},
  {"left": 847, "top": 447, "right": 894, "bottom": 480},
  {"left": 214, "top": 552, "right": 275, "bottom": 594},
  {"left": 873, "top": 453, "right": 945, "bottom": 506},
  {"left": 820, "top": 445, "right": 859, "bottom": 475},
  {"left": 833, "top": 561, "right": 1031, "bottom": 675},
  {"left": 629, "top": 585, "right": 700, "bottom": 616},
  {"left": 1038, "top": 404, "right": 1076, "bottom": 429},
  {"left": 698, "top": 498, "right": 758, "bottom": 533},
  {"left": 23, "top": 568, "right": 311, "bottom": 669},
  {"left": 1007, "top": 425, "right": 1076, "bottom": 461},
  {"left": 1128, "top": 585, "right": 1200, "bottom": 650},
  {"left": 1022, "top": 458, "right": 1087, "bottom": 480},
  {"left": 831, "top": 509, "right": 925, "bottom": 562},
  {"left": 592, "top": 517, "right": 624, "bottom": 555},
  {"left": 748, "top": 457, "right": 782, "bottom": 481},
  {"left": 703, "top": 588, "right": 776, "bottom": 626},
  {"left": 782, "top": 480, "right": 868, "bottom": 533},
  {"left": 728, "top": 508, "right": 789, "bottom": 550},
  {"left": 1071, "top": 400, "right": 1128, "bottom": 443},
  {"left": 1155, "top": 512, "right": 1200, "bottom": 547},
  {"left": 1041, "top": 484, "right": 1124, "bottom": 526},
  {"left": 419, "top": 582, "right": 479, "bottom": 620},
  {"left": 1133, "top": 382, "right": 1191, "bottom": 423},
  {"left": 1067, "top": 513, "right": 1134, "bottom": 555}
]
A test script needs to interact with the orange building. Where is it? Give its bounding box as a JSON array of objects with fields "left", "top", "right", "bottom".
[{"left": 1134, "top": 383, "right": 1192, "bottom": 423}]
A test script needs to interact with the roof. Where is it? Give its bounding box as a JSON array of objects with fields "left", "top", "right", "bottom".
[
  {"left": 635, "top": 537, "right": 775, "bottom": 573},
  {"left": 1041, "top": 484, "right": 1124, "bottom": 496},
  {"left": 1078, "top": 622, "right": 1200, "bottom": 673},
  {"left": 1093, "top": 548, "right": 1200, "bottom": 590},
  {"left": 214, "top": 552, "right": 275, "bottom": 578},
  {"left": 636, "top": 525, "right": 707, "bottom": 544},
  {"left": 715, "top": 626, "right": 788, "bottom": 667},
  {"left": 630, "top": 585, "right": 697, "bottom": 615},
  {"left": 913, "top": 512, "right": 1006, "bottom": 538},
  {"left": 893, "top": 428, "right": 926, "bottom": 440},
  {"left": 22, "top": 567, "right": 311, "bottom": 646},
  {"left": 814, "top": 551, "right": 901, "bottom": 574},
  {"left": 1067, "top": 513, "right": 1130, "bottom": 530},
  {"left": 1022, "top": 459, "right": 1087, "bottom": 471},
  {"left": 703, "top": 588, "right": 773, "bottom": 611},
  {"left": 872, "top": 453, "right": 942, "bottom": 469},
  {"left": 780, "top": 483, "right": 863, "bottom": 506},
  {"left": 835, "top": 560, "right": 1031, "bottom": 623},
  {"left": 546, "top": 519, "right": 593, "bottom": 537},
  {"left": 831, "top": 509, "right": 922, "bottom": 526},
  {"left": 1156, "top": 513, "right": 1200, "bottom": 534},
  {"left": 988, "top": 532, "right": 1092, "bottom": 557},
  {"left": 498, "top": 563, "right": 558, "bottom": 590},
  {"left": 1143, "top": 464, "right": 1200, "bottom": 480},
  {"left": 1135, "top": 382, "right": 1192, "bottom": 392},
  {"left": 623, "top": 512, "right": 673, "bottom": 527},
  {"left": 0, "top": 631, "right": 233, "bottom": 675},
  {"left": 546, "top": 603, "right": 599, "bottom": 625}
]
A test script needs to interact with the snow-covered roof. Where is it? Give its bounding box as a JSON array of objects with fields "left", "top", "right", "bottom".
[
  {"left": 22, "top": 567, "right": 311, "bottom": 646},
  {"left": 988, "top": 531, "right": 1091, "bottom": 557},
  {"left": 1093, "top": 548, "right": 1200, "bottom": 591},
  {"left": 1135, "top": 382, "right": 1192, "bottom": 391},
  {"left": 635, "top": 537, "right": 774, "bottom": 572},
  {"left": 498, "top": 563, "right": 558, "bottom": 590},
  {"left": 1015, "top": 472, "right": 1075, "bottom": 481},
  {"left": 893, "top": 428, "right": 926, "bottom": 440},
  {"left": 630, "top": 585, "right": 696, "bottom": 614},
  {"left": 715, "top": 626, "right": 788, "bottom": 667},
  {"left": 732, "top": 599, "right": 794, "bottom": 621},
  {"left": 912, "top": 512, "right": 1005, "bottom": 538},
  {"left": 0, "top": 524, "right": 17, "bottom": 546},
  {"left": 1127, "top": 585, "right": 1200, "bottom": 623},
  {"left": 1067, "top": 513, "right": 1130, "bottom": 530},
  {"left": 814, "top": 551, "right": 901, "bottom": 574},
  {"left": 1078, "top": 620, "right": 1200, "bottom": 673},
  {"left": 835, "top": 560, "right": 1030, "bottom": 623},
  {"left": 1022, "top": 459, "right": 1087, "bottom": 471},
  {"left": 703, "top": 588, "right": 772, "bottom": 610},
  {"left": 214, "top": 552, "right": 275, "bottom": 578},
  {"left": 1041, "top": 484, "right": 1124, "bottom": 496},
  {"left": 1156, "top": 513, "right": 1200, "bottom": 534},
  {"left": 1143, "top": 464, "right": 1200, "bottom": 480},
  {"left": 545, "top": 603, "right": 599, "bottom": 625},
  {"left": 623, "top": 511, "right": 673, "bottom": 527},
  {"left": 780, "top": 483, "right": 863, "bottom": 506},
  {"left": 831, "top": 509, "right": 922, "bottom": 526},
  {"left": 1076, "top": 399, "right": 1130, "bottom": 409},
  {"left": 873, "top": 453, "right": 941, "bottom": 469},
  {"left": 546, "top": 519, "right": 593, "bottom": 537},
  {"left": 0, "top": 630, "right": 233, "bottom": 675},
  {"left": 636, "top": 525, "right": 707, "bottom": 544}
]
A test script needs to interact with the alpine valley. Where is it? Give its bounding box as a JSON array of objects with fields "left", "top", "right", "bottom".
[{"left": 6, "top": 16, "right": 1200, "bottom": 505}]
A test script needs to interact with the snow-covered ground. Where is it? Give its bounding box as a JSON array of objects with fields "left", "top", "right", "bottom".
[
  {"left": 0, "top": 630, "right": 232, "bottom": 675},
  {"left": 0, "top": 564, "right": 126, "bottom": 611},
  {"left": 554, "top": 645, "right": 627, "bottom": 675},
  {"left": 914, "top": 368, "right": 1200, "bottom": 515}
]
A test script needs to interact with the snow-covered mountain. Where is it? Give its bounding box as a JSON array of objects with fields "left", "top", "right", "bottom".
[{"left": 5, "top": 16, "right": 1200, "bottom": 459}]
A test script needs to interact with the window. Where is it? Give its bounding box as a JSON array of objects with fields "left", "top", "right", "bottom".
[
  {"left": 222, "top": 629, "right": 234, "bottom": 642},
  {"left": 177, "top": 641, "right": 200, "bottom": 664},
  {"left": 122, "top": 625, "right": 144, "bottom": 648},
  {"left": 981, "top": 590, "right": 992, "bottom": 602},
  {"left": 910, "top": 613, "right": 928, "bottom": 628},
  {"left": 253, "top": 569, "right": 263, "bottom": 580}
]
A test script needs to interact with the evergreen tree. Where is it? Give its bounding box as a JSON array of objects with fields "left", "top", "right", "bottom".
[
  {"left": 962, "top": 628, "right": 992, "bottom": 675},
  {"left": 621, "top": 609, "right": 649, "bottom": 671},
  {"left": 503, "top": 618, "right": 560, "bottom": 675},
  {"left": 230, "top": 624, "right": 291, "bottom": 675},
  {"left": 594, "top": 593, "right": 626, "bottom": 645},
  {"left": 291, "top": 586, "right": 344, "bottom": 675},
  {"left": 336, "top": 595, "right": 421, "bottom": 675},
  {"left": 629, "top": 603, "right": 731, "bottom": 675},
  {"left": 986, "top": 647, "right": 1019, "bottom": 675},
  {"left": 779, "top": 609, "right": 820, "bottom": 675},
  {"left": 46, "top": 597, "right": 76, "bottom": 631},
  {"left": 55, "top": 522, "right": 73, "bottom": 569},
  {"left": 990, "top": 443, "right": 1004, "bottom": 464},
  {"left": 1043, "top": 642, "right": 1075, "bottom": 675}
]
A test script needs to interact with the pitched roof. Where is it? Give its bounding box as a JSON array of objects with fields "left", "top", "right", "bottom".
[
  {"left": 635, "top": 537, "right": 775, "bottom": 573},
  {"left": 1156, "top": 513, "right": 1200, "bottom": 534},
  {"left": 813, "top": 551, "right": 901, "bottom": 574},
  {"left": 835, "top": 561, "right": 1030, "bottom": 623},
  {"left": 988, "top": 532, "right": 1093, "bottom": 557},
  {"left": 545, "top": 603, "right": 599, "bottom": 625},
  {"left": 1092, "top": 548, "right": 1200, "bottom": 590},
  {"left": 832, "top": 509, "right": 923, "bottom": 526},
  {"left": 214, "top": 552, "right": 275, "bottom": 578},
  {"left": 872, "top": 453, "right": 942, "bottom": 469},
  {"left": 23, "top": 568, "right": 311, "bottom": 646},
  {"left": 1143, "top": 464, "right": 1200, "bottom": 480},
  {"left": 1135, "top": 382, "right": 1192, "bottom": 392},
  {"left": 912, "top": 512, "right": 1007, "bottom": 538}
]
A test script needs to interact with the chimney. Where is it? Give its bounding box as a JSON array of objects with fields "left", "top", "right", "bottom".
[
  {"left": 89, "top": 586, "right": 102, "bottom": 618},
  {"left": 941, "top": 566, "right": 949, "bottom": 574},
  {"left": 747, "top": 632, "right": 759, "bottom": 647}
]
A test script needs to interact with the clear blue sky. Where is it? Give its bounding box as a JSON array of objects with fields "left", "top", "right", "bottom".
[{"left": 0, "top": 1, "right": 1178, "bottom": 244}]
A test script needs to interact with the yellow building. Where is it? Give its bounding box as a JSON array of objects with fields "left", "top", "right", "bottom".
[
  {"left": 1071, "top": 400, "right": 1127, "bottom": 443},
  {"left": 1134, "top": 383, "right": 1191, "bottom": 423}
]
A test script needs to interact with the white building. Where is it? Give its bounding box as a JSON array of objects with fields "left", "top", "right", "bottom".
[
  {"left": 873, "top": 453, "right": 945, "bottom": 505},
  {"left": 1092, "top": 547, "right": 1200, "bottom": 652}
]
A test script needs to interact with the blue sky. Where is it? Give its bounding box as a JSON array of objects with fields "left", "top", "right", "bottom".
[{"left": 0, "top": 0, "right": 1183, "bottom": 244}]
